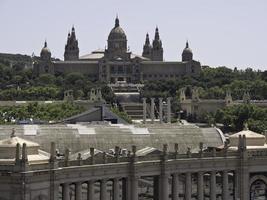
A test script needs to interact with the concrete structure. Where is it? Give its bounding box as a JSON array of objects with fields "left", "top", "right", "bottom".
[
  {"left": 180, "top": 87, "right": 267, "bottom": 120},
  {"left": 33, "top": 17, "right": 201, "bottom": 83},
  {"left": 0, "top": 126, "right": 267, "bottom": 199}
]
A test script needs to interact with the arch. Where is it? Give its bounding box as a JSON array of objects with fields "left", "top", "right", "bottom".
[
  {"left": 250, "top": 175, "right": 267, "bottom": 186},
  {"left": 250, "top": 175, "right": 267, "bottom": 200}
]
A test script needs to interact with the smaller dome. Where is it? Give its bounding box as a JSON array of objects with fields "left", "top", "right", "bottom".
[
  {"left": 182, "top": 41, "right": 193, "bottom": 55},
  {"left": 182, "top": 41, "right": 193, "bottom": 61},
  {"left": 40, "top": 41, "right": 51, "bottom": 58}
]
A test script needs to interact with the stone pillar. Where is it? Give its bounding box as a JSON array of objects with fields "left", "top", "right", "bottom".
[
  {"left": 154, "top": 176, "right": 160, "bottom": 200},
  {"left": 167, "top": 97, "right": 171, "bottom": 123},
  {"left": 130, "top": 176, "right": 138, "bottom": 200},
  {"left": 62, "top": 183, "right": 70, "bottom": 200},
  {"left": 197, "top": 172, "right": 204, "bottom": 200},
  {"left": 122, "top": 178, "right": 128, "bottom": 200},
  {"left": 100, "top": 179, "right": 107, "bottom": 200},
  {"left": 210, "top": 171, "right": 216, "bottom": 200},
  {"left": 143, "top": 98, "right": 147, "bottom": 123},
  {"left": 159, "top": 98, "right": 163, "bottom": 123},
  {"left": 151, "top": 98, "right": 155, "bottom": 123},
  {"left": 87, "top": 180, "right": 94, "bottom": 200},
  {"left": 185, "top": 172, "right": 191, "bottom": 200},
  {"left": 113, "top": 178, "right": 120, "bottom": 200},
  {"left": 222, "top": 171, "right": 229, "bottom": 200},
  {"left": 234, "top": 170, "right": 239, "bottom": 200},
  {"left": 160, "top": 174, "right": 169, "bottom": 200},
  {"left": 172, "top": 173, "right": 179, "bottom": 200},
  {"left": 75, "top": 182, "right": 82, "bottom": 200}
]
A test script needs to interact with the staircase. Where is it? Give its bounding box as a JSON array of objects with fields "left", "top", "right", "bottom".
[{"left": 121, "top": 103, "right": 143, "bottom": 120}]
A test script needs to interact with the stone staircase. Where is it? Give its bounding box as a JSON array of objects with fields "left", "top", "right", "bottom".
[{"left": 121, "top": 103, "right": 143, "bottom": 120}]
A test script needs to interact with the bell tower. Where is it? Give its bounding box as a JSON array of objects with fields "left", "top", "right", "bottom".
[
  {"left": 142, "top": 33, "right": 152, "bottom": 59},
  {"left": 151, "top": 27, "right": 163, "bottom": 61},
  {"left": 64, "top": 26, "right": 79, "bottom": 61}
]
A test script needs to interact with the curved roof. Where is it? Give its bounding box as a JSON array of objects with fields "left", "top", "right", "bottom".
[
  {"left": 108, "top": 17, "right": 127, "bottom": 41},
  {"left": 0, "top": 124, "right": 225, "bottom": 154}
]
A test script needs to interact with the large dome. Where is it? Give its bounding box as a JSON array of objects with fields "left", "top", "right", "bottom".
[{"left": 108, "top": 17, "right": 127, "bottom": 41}]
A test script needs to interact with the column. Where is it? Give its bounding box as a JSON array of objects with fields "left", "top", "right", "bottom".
[
  {"left": 154, "top": 176, "right": 160, "bottom": 200},
  {"left": 143, "top": 98, "right": 147, "bottom": 123},
  {"left": 222, "top": 171, "right": 229, "bottom": 200},
  {"left": 172, "top": 173, "right": 179, "bottom": 200},
  {"left": 185, "top": 172, "right": 191, "bottom": 200},
  {"left": 62, "top": 183, "right": 70, "bottom": 200},
  {"left": 167, "top": 97, "right": 171, "bottom": 123},
  {"left": 122, "top": 178, "right": 128, "bottom": 200},
  {"left": 87, "top": 180, "right": 94, "bottom": 200},
  {"left": 160, "top": 174, "right": 169, "bottom": 200},
  {"left": 100, "top": 179, "right": 107, "bottom": 200},
  {"left": 130, "top": 176, "right": 138, "bottom": 200},
  {"left": 234, "top": 170, "right": 239, "bottom": 199},
  {"left": 151, "top": 98, "right": 155, "bottom": 123},
  {"left": 197, "top": 172, "right": 204, "bottom": 200},
  {"left": 159, "top": 98, "right": 163, "bottom": 123},
  {"left": 210, "top": 171, "right": 216, "bottom": 200},
  {"left": 75, "top": 182, "right": 82, "bottom": 200},
  {"left": 113, "top": 178, "right": 120, "bottom": 200}
]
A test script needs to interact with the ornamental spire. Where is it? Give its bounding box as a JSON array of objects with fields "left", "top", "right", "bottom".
[{"left": 115, "top": 15, "right": 119, "bottom": 27}]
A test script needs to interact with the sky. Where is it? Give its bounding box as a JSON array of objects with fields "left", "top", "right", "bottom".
[{"left": 0, "top": 0, "right": 266, "bottom": 70}]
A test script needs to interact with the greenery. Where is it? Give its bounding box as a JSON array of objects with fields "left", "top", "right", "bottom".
[
  {"left": 111, "top": 107, "right": 132, "bottom": 124},
  {"left": 0, "top": 102, "right": 85, "bottom": 123},
  {"left": 214, "top": 104, "right": 267, "bottom": 133},
  {"left": 141, "top": 66, "right": 267, "bottom": 100}
]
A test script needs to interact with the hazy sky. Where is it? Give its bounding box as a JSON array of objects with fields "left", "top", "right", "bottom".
[{"left": 0, "top": 0, "right": 266, "bottom": 70}]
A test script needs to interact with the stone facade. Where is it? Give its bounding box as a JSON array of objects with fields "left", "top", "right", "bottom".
[
  {"left": 1, "top": 127, "right": 267, "bottom": 200},
  {"left": 180, "top": 87, "right": 267, "bottom": 120},
  {"left": 33, "top": 17, "right": 201, "bottom": 83}
]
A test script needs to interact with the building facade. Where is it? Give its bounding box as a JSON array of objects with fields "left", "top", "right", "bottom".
[
  {"left": 33, "top": 17, "right": 201, "bottom": 83},
  {"left": 0, "top": 126, "right": 267, "bottom": 200}
]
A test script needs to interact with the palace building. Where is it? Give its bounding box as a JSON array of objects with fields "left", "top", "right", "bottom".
[{"left": 33, "top": 17, "right": 201, "bottom": 83}]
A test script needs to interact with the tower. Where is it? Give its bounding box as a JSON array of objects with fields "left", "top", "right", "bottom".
[
  {"left": 151, "top": 27, "right": 163, "bottom": 61},
  {"left": 225, "top": 90, "right": 233, "bottom": 106},
  {"left": 142, "top": 33, "right": 152, "bottom": 59},
  {"left": 64, "top": 26, "right": 79, "bottom": 61},
  {"left": 40, "top": 41, "right": 51, "bottom": 61},
  {"left": 182, "top": 41, "right": 193, "bottom": 62},
  {"left": 35, "top": 41, "right": 54, "bottom": 74}
]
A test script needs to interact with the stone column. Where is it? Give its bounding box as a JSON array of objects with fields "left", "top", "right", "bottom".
[
  {"left": 75, "top": 182, "right": 82, "bottom": 200},
  {"left": 160, "top": 174, "right": 169, "bottom": 200},
  {"left": 210, "top": 171, "right": 216, "bottom": 200},
  {"left": 159, "top": 98, "right": 163, "bottom": 123},
  {"left": 122, "top": 178, "right": 128, "bottom": 200},
  {"left": 87, "top": 180, "right": 94, "bottom": 200},
  {"left": 130, "top": 176, "right": 138, "bottom": 200},
  {"left": 154, "top": 176, "right": 160, "bottom": 200},
  {"left": 151, "top": 98, "right": 155, "bottom": 123},
  {"left": 167, "top": 97, "right": 171, "bottom": 123},
  {"left": 172, "top": 173, "right": 179, "bottom": 200},
  {"left": 185, "top": 172, "right": 191, "bottom": 200},
  {"left": 222, "top": 171, "right": 229, "bottom": 200},
  {"left": 197, "top": 172, "right": 204, "bottom": 200},
  {"left": 113, "top": 178, "right": 120, "bottom": 200},
  {"left": 100, "top": 179, "right": 107, "bottom": 200},
  {"left": 143, "top": 98, "right": 147, "bottom": 123},
  {"left": 62, "top": 183, "right": 70, "bottom": 200}
]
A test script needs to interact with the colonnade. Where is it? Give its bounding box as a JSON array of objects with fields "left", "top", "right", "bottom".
[
  {"left": 142, "top": 97, "right": 172, "bottom": 124},
  {"left": 59, "top": 170, "right": 233, "bottom": 200}
]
